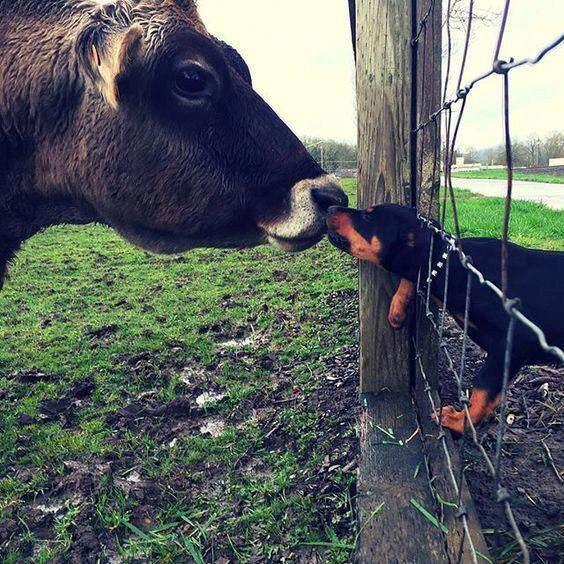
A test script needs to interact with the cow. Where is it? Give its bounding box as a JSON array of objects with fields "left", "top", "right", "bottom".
[{"left": 0, "top": 0, "right": 348, "bottom": 287}]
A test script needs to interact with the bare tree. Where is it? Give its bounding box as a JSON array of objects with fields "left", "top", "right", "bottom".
[
  {"left": 544, "top": 132, "right": 564, "bottom": 160},
  {"left": 511, "top": 142, "right": 529, "bottom": 168},
  {"left": 446, "top": 0, "right": 500, "bottom": 32},
  {"left": 525, "top": 136, "right": 543, "bottom": 167}
]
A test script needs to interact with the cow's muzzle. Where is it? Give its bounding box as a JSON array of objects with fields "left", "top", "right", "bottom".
[{"left": 260, "top": 175, "right": 348, "bottom": 252}]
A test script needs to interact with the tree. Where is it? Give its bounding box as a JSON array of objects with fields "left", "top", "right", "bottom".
[
  {"left": 544, "top": 132, "right": 564, "bottom": 160},
  {"left": 302, "top": 137, "right": 357, "bottom": 173},
  {"left": 525, "top": 136, "right": 542, "bottom": 167},
  {"left": 483, "top": 146, "right": 497, "bottom": 166},
  {"left": 463, "top": 146, "right": 478, "bottom": 163},
  {"left": 495, "top": 144, "right": 507, "bottom": 166},
  {"left": 511, "top": 142, "right": 528, "bottom": 168}
]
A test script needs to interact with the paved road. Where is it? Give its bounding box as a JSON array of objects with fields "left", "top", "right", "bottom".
[{"left": 448, "top": 177, "right": 564, "bottom": 210}]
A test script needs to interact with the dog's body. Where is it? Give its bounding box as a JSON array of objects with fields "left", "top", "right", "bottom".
[{"left": 326, "top": 204, "right": 564, "bottom": 433}]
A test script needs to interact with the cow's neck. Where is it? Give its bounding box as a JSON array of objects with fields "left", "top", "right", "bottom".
[
  {"left": 0, "top": 2, "right": 96, "bottom": 287},
  {"left": 0, "top": 197, "right": 101, "bottom": 288}
]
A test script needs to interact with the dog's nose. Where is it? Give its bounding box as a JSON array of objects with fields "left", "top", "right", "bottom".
[
  {"left": 326, "top": 205, "right": 345, "bottom": 218},
  {"left": 326, "top": 206, "right": 345, "bottom": 229},
  {"left": 312, "top": 186, "right": 349, "bottom": 212}
]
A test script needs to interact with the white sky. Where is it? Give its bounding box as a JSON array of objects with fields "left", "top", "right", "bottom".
[
  {"left": 199, "top": 1, "right": 564, "bottom": 148},
  {"left": 199, "top": 0, "right": 356, "bottom": 143},
  {"left": 450, "top": 0, "right": 564, "bottom": 150}
]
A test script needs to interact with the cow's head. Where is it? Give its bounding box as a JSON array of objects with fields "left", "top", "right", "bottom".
[{"left": 65, "top": 0, "right": 347, "bottom": 254}]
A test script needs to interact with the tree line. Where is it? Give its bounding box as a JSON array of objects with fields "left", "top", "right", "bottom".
[
  {"left": 303, "top": 131, "right": 564, "bottom": 173},
  {"left": 460, "top": 132, "right": 564, "bottom": 168},
  {"left": 302, "top": 137, "right": 357, "bottom": 173}
]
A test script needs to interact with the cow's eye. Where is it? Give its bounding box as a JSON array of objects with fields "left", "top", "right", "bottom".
[{"left": 175, "top": 66, "right": 209, "bottom": 97}]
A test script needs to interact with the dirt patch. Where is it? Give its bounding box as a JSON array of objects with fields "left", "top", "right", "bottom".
[
  {"left": 438, "top": 318, "right": 563, "bottom": 562},
  {"left": 2, "top": 286, "right": 560, "bottom": 562},
  {"left": 1, "top": 339, "right": 360, "bottom": 562}
]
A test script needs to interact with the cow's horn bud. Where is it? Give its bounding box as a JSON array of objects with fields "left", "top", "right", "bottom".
[{"left": 90, "top": 25, "right": 145, "bottom": 110}]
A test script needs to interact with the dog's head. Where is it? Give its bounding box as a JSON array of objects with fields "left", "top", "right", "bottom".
[{"left": 326, "top": 204, "right": 426, "bottom": 273}]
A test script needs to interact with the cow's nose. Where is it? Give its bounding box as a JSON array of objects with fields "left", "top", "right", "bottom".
[{"left": 312, "top": 186, "right": 349, "bottom": 212}]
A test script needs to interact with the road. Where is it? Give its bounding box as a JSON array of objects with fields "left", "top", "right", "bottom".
[{"left": 448, "top": 177, "right": 564, "bottom": 210}]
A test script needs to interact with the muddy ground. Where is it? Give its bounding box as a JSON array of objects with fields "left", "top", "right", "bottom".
[
  {"left": 438, "top": 320, "right": 563, "bottom": 562},
  {"left": 0, "top": 353, "right": 360, "bottom": 563},
  {"left": 1, "top": 288, "right": 562, "bottom": 563}
]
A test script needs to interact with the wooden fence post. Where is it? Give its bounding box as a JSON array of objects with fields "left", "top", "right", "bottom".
[
  {"left": 357, "top": 0, "right": 413, "bottom": 395},
  {"left": 414, "top": 0, "right": 442, "bottom": 389},
  {"left": 352, "top": 2, "right": 491, "bottom": 560},
  {"left": 355, "top": 2, "right": 449, "bottom": 561}
]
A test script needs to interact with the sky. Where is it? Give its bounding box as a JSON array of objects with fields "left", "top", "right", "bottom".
[
  {"left": 199, "top": 1, "right": 564, "bottom": 148},
  {"left": 198, "top": 0, "right": 357, "bottom": 143},
  {"left": 449, "top": 0, "right": 564, "bottom": 150}
]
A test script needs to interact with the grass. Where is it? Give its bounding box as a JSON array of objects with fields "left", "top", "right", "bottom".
[
  {"left": 452, "top": 169, "right": 564, "bottom": 184},
  {"left": 443, "top": 188, "right": 564, "bottom": 250},
  {"left": 0, "top": 182, "right": 359, "bottom": 562},
  {"left": 0, "top": 178, "right": 562, "bottom": 561}
]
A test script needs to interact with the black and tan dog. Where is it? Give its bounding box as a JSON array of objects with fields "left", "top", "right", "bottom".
[{"left": 326, "top": 203, "right": 564, "bottom": 433}]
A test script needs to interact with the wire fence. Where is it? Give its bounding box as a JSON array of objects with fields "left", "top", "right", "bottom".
[{"left": 411, "top": 1, "right": 564, "bottom": 562}]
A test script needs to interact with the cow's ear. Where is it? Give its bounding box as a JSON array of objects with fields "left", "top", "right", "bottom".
[{"left": 84, "top": 25, "right": 145, "bottom": 109}]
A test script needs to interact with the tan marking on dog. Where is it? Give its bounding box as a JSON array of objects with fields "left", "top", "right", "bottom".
[
  {"left": 388, "top": 278, "right": 415, "bottom": 329},
  {"left": 329, "top": 212, "right": 382, "bottom": 264},
  {"left": 434, "top": 389, "right": 500, "bottom": 434}
]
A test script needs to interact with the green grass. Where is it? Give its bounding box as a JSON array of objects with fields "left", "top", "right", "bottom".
[
  {"left": 452, "top": 169, "right": 564, "bottom": 184},
  {"left": 0, "top": 178, "right": 562, "bottom": 561},
  {"left": 0, "top": 181, "right": 359, "bottom": 562},
  {"left": 443, "top": 188, "right": 563, "bottom": 250}
]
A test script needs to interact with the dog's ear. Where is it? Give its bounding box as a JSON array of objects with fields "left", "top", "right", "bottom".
[
  {"left": 80, "top": 24, "right": 145, "bottom": 109},
  {"left": 404, "top": 231, "right": 416, "bottom": 247},
  {"left": 398, "top": 213, "right": 426, "bottom": 250}
]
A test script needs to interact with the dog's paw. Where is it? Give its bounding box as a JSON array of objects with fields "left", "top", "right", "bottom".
[
  {"left": 387, "top": 300, "right": 407, "bottom": 330},
  {"left": 387, "top": 312, "right": 406, "bottom": 330},
  {"left": 431, "top": 405, "right": 466, "bottom": 434}
]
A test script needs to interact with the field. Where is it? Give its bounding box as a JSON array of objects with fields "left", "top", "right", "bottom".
[
  {"left": 442, "top": 188, "right": 564, "bottom": 250},
  {"left": 1, "top": 179, "right": 562, "bottom": 562},
  {"left": 452, "top": 169, "right": 564, "bottom": 184}
]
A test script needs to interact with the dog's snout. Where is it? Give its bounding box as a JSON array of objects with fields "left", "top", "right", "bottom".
[
  {"left": 326, "top": 205, "right": 344, "bottom": 217},
  {"left": 326, "top": 206, "right": 344, "bottom": 227},
  {"left": 312, "top": 186, "right": 349, "bottom": 212}
]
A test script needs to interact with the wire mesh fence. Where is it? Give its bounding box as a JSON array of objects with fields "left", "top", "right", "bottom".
[{"left": 411, "top": 1, "right": 564, "bottom": 562}]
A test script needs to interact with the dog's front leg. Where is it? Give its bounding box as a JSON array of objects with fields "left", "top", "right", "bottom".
[{"left": 388, "top": 278, "right": 416, "bottom": 329}]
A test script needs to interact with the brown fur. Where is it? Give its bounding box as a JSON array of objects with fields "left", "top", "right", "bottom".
[
  {"left": 1, "top": 0, "right": 341, "bottom": 286},
  {"left": 388, "top": 278, "right": 415, "bottom": 330},
  {"left": 433, "top": 389, "right": 501, "bottom": 434}
]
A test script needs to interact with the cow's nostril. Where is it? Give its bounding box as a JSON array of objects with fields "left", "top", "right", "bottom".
[{"left": 312, "top": 187, "right": 349, "bottom": 212}]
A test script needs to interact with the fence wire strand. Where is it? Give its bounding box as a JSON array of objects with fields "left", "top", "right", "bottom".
[{"left": 411, "top": 0, "right": 564, "bottom": 562}]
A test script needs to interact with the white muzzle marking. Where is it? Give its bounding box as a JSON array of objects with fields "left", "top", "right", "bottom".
[{"left": 260, "top": 175, "right": 342, "bottom": 250}]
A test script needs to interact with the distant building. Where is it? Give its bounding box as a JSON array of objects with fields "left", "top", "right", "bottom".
[
  {"left": 450, "top": 156, "right": 507, "bottom": 172},
  {"left": 549, "top": 157, "right": 564, "bottom": 167},
  {"left": 452, "top": 156, "right": 482, "bottom": 171}
]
